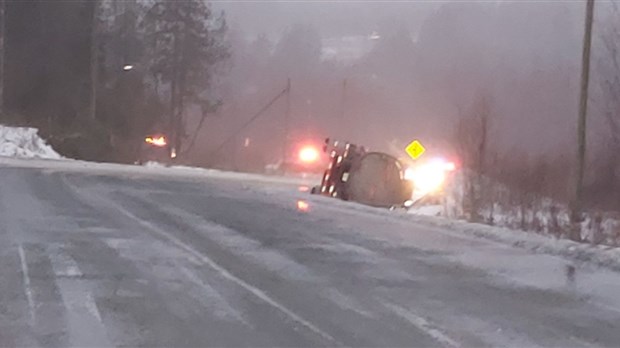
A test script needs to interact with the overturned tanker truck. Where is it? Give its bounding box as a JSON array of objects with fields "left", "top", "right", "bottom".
[{"left": 310, "top": 138, "right": 414, "bottom": 208}]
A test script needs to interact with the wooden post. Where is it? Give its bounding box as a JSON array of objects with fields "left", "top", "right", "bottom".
[
  {"left": 572, "top": 0, "right": 595, "bottom": 241},
  {"left": 0, "top": 0, "right": 5, "bottom": 118},
  {"left": 283, "top": 78, "right": 291, "bottom": 164},
  {"left": 88, "top": 0, "right": 101, "bottom": 120}
]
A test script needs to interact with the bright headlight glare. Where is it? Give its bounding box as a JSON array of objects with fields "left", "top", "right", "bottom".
[{"left": 405, "top": 158, "right": 451, "bottom": 195}]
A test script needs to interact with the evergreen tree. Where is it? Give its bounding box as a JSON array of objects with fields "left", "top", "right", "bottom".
[{"left": 141, "top": 0, "right": 229, "bottom": 157}]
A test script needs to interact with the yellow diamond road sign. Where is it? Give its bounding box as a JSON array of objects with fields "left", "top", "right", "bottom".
[{"left": 405, "top": 140, "right": 426, "bottom": 160}]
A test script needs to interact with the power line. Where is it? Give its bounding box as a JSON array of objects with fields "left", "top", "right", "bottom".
[{"left": 207, "top": 84, "right": 289, "bottom": 160}]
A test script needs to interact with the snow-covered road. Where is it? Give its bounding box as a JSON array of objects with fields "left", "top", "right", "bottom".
[{"left": 1, "top": 159, "right": 620, "bottom": 347}]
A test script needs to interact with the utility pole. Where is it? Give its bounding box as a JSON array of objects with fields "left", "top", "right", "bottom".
[
  {"left": 0, "top": 0, "right": 5, "bottom": 118},
  {"left": 283, "top": 78, "right": 291, "bottom": 163},
  {"left": 88, "top": 0, "right": 101, "bottom": 120},
  {"left": 572, "top": 0, "right": 595, "bottom": 240},
  {"left": 168, "top": 33, "right": 180, "bottom": 159},
  {"left": 340, "top": 78, "right": 347, "bottom": 139},
  {"left": 207, "top": 85, "right": 289, "bottom": 162}
]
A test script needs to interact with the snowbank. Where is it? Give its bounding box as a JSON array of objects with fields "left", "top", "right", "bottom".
[
  {"left": 408, "top": 171, "right": 620, "bottom": 246},
  {"left": 405, "top": 213, "right": 620, "bottom": 271},
  {"left": 405, "top": 171, "right": 620, "bottom": 269},
  {"left": 409, "top": 204, "right": 442, "bottom": 217},
  {"left": 0, "top": 125, "right": 62, "bottom": 159}
]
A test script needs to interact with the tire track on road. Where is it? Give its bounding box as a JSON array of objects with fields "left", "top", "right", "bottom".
[
  {"left": 114, "top": 204, "right": 338, "bottom": 345},
  {"left": 58, "top": 174, "right": 339, "bottom": 346},
  {"left": 17, "top": 244, "right": 36, "bottom": 327},
  {"left": 47, "top": 244, "right": 113, "bottom": 347}
]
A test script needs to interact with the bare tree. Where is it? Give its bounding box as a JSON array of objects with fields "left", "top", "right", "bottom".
[
  {"left": 454, "top": 93, "right": 492, "bottom": 222},
  {"left": 594, "top": 1, "right": 620, "bottom": 210},
  {"left": 600, "top": 2, "right": 620, "bottom": 146},
  {"left": 142, "top": 0, "right": 229, "bottom": 159},
  {"left": 88, "top": 0, "right": 103, "bottom": 120}
]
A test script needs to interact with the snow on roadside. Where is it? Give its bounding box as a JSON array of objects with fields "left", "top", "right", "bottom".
[
  {"left": 0, "top": 125, "right": 62, "bottom": 159},
  {"left": 143, "top": 161, "right": 166, "bottom": 169},
  {"left": 406, "top": 170, "right": 620, "bottom": 246},
  {"left": 409, "top": 205, "right": 442, "bottom": 217},
  {"left": 405, "top": 211, "right": 620, "bottom": 272},
  {"left": 299, "top": 191, "right": 620, "bottom": 272}
]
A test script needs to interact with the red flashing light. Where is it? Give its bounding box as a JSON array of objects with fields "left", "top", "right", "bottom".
[{"left": 299, "top": 146, "right": 320, "bottom": 163}]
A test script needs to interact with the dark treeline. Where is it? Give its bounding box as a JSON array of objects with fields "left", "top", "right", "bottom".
[
  {"left": 1, "top": 0, "right": 229, "bottom": 162},
  {"left": 5, "top": 1, "right": 94, "bottom": 139}
]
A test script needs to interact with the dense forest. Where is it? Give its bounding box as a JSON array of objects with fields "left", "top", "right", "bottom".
[{"left": 1, "top": 0, "right": 228, "bottom": 162}]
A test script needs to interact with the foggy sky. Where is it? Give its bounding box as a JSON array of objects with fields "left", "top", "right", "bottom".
[
  {"left": 197, "top": 0, "right": 617, "bottom": 196},
  {"left": 213, "top": 1, "right": 439, "bottom": 40}
]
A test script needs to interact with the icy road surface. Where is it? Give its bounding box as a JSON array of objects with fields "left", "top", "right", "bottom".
[{"left": 1, "top": 159, "right": 620, "bottom": 347}]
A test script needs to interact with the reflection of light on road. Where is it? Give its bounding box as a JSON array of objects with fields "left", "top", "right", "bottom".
[
  {"left": 298, "top": 186, "right": 309, "bottom": 192},
  {"left": 296, "top": 200, "right": 310, "bottom": 212}
]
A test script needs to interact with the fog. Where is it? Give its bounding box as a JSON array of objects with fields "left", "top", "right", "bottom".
[
  {"left": 197, "top": 2, "right": 596, "bottom": 164},
  {"left": 213, "top": 2, "right": 436, "bottom": 40},
  {"left": 184, "top": 1, "right": 618, "bottom": 206},
  {"left": 0, "top": 0, "right": 615, "bottom": 235}
]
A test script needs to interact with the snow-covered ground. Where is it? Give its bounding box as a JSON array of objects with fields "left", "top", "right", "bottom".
[
  {"left": 409, "top": 171, "right": 620, "bottom": 245},
  {"left": 405, "top": 172, "right": 620, "bottom": 270},
  {"left": 0, "top": 125, "right": 62, "bottom": 159},
  {"left": 404, "top": 212, "right": 620, "bottom": 271}
]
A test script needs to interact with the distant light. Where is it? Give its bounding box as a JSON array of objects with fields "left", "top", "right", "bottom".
[
  {"left": 244, "top": 137, "right": 250, "bottom": 147},
  {"left": 299, "top": 146, "right": 320, "bottom": 163},
  {"left": 298, "top": 186, "right": 310, "bottom": 192},
  {"left": 369, "top": 31, "right": 381, "bottom": 40},
  {"left": 296, "top": 200, "right": 310, "bottom": 212},
  {"left": 123, "top": 64, "right": 134, "bottom": 71},
  {"left": 145, "top": 135, "right": 167, "bottom": 147},
  {"left": 170, "top": 148, "right": 177, "bottom": 159}
]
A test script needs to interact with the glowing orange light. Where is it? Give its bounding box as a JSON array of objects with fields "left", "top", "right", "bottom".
[
  {"left": 299, "top": 146, "right": 320, "bottom": 163},
  {"left": 145, "top": 136, "right": 167, "bottom": 147},
  {"left": 298, "top": 186, "right": 310, "bottom": 192},
  {"left": 296, "top": 200, "right": 310, "bottom": 212}
]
